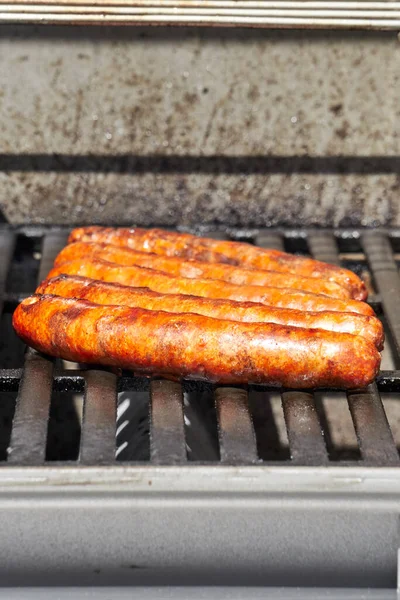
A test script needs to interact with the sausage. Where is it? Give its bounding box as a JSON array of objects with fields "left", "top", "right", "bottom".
[
  {"left": 68, "top": 227, "right": 367, "bottom": 301},
  {"left": 55, "top": 241, "right": 351, "bottom": 300},
  {"left": 13, "top": 294, "right": 380, "bottom": 388},
  {"left": 37, "top": 274, "right": 384, "bottom": 350},
  {"left": 46, "top": 258, "right": 374, "bottom": 316}
]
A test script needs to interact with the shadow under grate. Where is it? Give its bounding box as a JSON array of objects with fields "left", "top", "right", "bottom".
[
  {"left": 184, "top": 386, "right": 220, "bottom": 462},
  {"left": 249, "top": 390, "right": 290, "bottom": 461},
  {"left": 0, "top": 392, "right": 16, "bottom": 461},
  {"left": 45, "top": 391, "right": 82, "bottom": 461},
  {"left": 5, "top": 234, "right": 41, "bottom": 296}
]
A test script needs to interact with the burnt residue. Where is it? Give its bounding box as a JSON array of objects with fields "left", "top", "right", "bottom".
[
  {"left": 330, "top": 103, "right": 343, "bottom": 115},
  {"left": 3, "top": 170, "right": 398, "bottom": 229}
]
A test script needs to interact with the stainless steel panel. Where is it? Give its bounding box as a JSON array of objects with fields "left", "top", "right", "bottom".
[
  {"left": 0, "top": 28, "right": 398, "bottom": 228},
  {"left": 0, "top": 465, "right": 398, "bottom": 587},
  {"left": 0, "top": 587, "right": 396, "bottom": 599}
]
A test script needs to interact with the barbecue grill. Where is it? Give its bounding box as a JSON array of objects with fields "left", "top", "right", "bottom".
[
  {"left": 0, "top": 225, "right": 399, "bottom": 597},
  {"left": 0, "top": 0, "right": 399, "bottom": 592}
]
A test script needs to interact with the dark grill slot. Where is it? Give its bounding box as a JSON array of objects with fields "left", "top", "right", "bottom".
[
  {"left": 380, "top": 393, "right": 400, "bottom": 453},
  {"left": 0, "top": 231, "right": 16, "bottom": 316},
  {"left": 116, "top": 390, "right": 150, "bottom": 461},
  {"left": 80, "top": 369, "right": 117, "bottom": 465},
  {"left": 1, "top": 226, "right": 400, "bottom": 468},
  {"left": 347, "top": 385, "right": 399, "bottom": 465},
  {"left": 45, "top": 391, "right": 82, "bottom": 461},
  {"left": 282, "top": 391, "right": 328, "bottom": 465},
  {"left": 215, "top": 386, "right": 257, "bottom": 464},
  {"left": 249, "top": 389, "right": 290, "bottom": 461},
  {"left": 150, "top": 378, "right": 187, "bottom": 464},
  {"left": 0, "top": 392, "right": 16, "bottom": 461},
  {"left": 183, "top": 388, "right": 220, "bottom": 462}
]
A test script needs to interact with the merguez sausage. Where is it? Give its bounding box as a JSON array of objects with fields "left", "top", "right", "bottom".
[
  {"left": 36, "top": 275, "right": 384, "bottom": 350},
  {"left": 13, "top": 294, "right": 380, "bottom": 389},
  {"left": 68, "top": 226, "right": 367, "bottom": 301},
  {"left": 54, "top": 241, "right": 351, "bottom": 300},
  {"left": 46, "top": 258, "right": 374, "bottom": 316}
]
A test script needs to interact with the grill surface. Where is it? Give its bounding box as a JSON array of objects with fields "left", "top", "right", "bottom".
[
  {"left": 1, "top": 225, "right": 400, "bottom": 589},
  {"left": 1, "top": 225, "right": 400, "bottom": 467}
]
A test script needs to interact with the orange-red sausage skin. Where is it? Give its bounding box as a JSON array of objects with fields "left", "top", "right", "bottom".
[
  {"left": 37, "top": 275, "right": 384, "bottom": 350},
  {"left": 55, "top": 241, "right": 351, "bottom": 300},
  {"left": 68, "top": 227, "right": 367, "bottom": 301},
  {"left": 46, "top": 258, "right": 374, "bottom": 316},
  {"left": 13, "top": 294, "right": 380, "bottom": 389}
]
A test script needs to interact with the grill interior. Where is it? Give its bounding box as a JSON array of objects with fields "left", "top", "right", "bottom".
[{"left": 1, "top": 225, "right": 400, "bottom": 468}]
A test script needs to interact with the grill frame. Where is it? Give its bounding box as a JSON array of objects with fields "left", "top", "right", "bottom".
[
  {"left": 1, "top": 224, "right": 400, "bottom": 587},
  {"left": 1, "top": 0, "right": 400, "bottom": 29}
]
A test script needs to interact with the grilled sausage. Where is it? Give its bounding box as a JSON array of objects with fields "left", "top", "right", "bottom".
[
  {"left": 37, "top": 275, "right": 384, "bottom": 350},
  {"left": 68, "top": 227, "right": 367, "bottom": 301},
  {"left": 55, "top": 241, "right": 351, "bottom": 300},
  {"left": 13, "top": 294, "right": 380, "bottom": 388},
  {"left": 46, "top": 258, "right": 374, "bottom": 316}
]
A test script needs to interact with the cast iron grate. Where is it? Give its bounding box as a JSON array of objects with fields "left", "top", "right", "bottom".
[{"left": 0, "top": 225, "right": 399, "bottom": 467}]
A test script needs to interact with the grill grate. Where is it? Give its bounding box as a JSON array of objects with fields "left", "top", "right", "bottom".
[{"left": 1, "top": 225, "right": 400, "bottom": 468}]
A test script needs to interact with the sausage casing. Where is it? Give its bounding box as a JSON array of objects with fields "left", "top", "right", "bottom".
[
  {"left": 13, "top": 294, "right": 380, "bottom": 388},
  {"left": 47, "top": 258, "right": 374, "bottom": 316},
  {"left": 37, "top": 274, "right": 384, "bottom": 349},
  {"left": 68, "top": 226, "right": 367, "bottom": 301},
  {"left": 55, "top": 241, "right": 351, "bottom": 300}
]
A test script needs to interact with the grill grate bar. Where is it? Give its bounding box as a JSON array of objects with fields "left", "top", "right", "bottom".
[
  {"left": 281, "top": 391, "right": 328, "bottom": 464},
  {"left": 8, "top": 232, "right": 67, "bottom": 465},
  {"left": 205, "top": 232, "right": 259, "bottom": 464},
  {"left": 80, "top": 370, "right": 117, "bottom": 464},
  {"left": 277, "top": 232, "right": 336, "bottom": 465},
  {"left": 7, "top": 352, "right": 54, "bottom": 464},
  {"left": 309, "top": 231, "right": 397, "bottom": 464},
  {"left": 0, "top": 230, "right": 16, "bottom": 316},
  {"left": 307, "top": 232, "right": 341, "bottom": 266},
  {"left": 255, "top": 232, "right": 285, "bottom": 252},
  {"left": 215, "top": 387, "right": 258, "bottom": 463},
  {"left": 37, "top": 232, "right": 69, "bottom": 283},
  {"left": 347, "top": 384, "right": 399, "bottom": 464},
  {"left": 362, "top": 232, "right": 400, "bottom": 359},
  {"left": 150, "top": 378, "right": 187, "bottom": 464}
]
